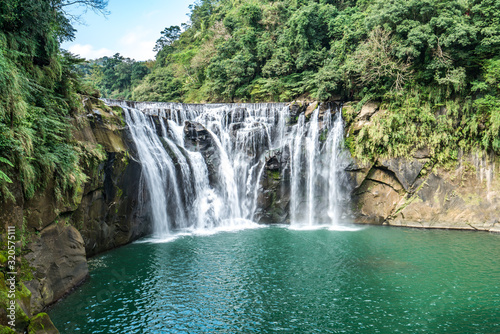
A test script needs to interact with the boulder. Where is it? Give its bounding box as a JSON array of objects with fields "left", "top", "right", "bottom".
[
  {"left": 358, "top": 102, "right": 380, "bottom": 121},
  {"left": 24, "top": 224, "right": 88, "bottom": 313},
  {"left": 304, "top": 102, "right": 318, "bottom": 117}
]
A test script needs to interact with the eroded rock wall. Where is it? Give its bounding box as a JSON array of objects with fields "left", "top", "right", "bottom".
[
  {"left": 0, "top": 98, "right": 151, "bottom": 333},
  {"left": 344, "top": 102, "right": 500, "bottom": 232},
  {"left": 255, "top": 101, "right": 500, "bottom": 232}
]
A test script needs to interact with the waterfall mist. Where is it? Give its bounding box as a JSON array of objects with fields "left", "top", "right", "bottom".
[{"left": 111, "top": 101, "right": 350, "bottom": 237}]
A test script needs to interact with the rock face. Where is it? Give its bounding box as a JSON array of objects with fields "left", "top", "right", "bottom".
[
  {"left": 0, "top": 98, "right": 151, "bottom": 333},
  {"left": 389, "top": 153, "right": 500, "bottom": 231},
  {"left": 255, "top": 148, "right": 291, "bottom": 224},
  {"left": 24, "top": 224, "right": 88, "bottom": 313},
  {"left": 184, "top": 121, "right": 222, "bottom": 189},
  {"left": 347, "top": 148, "right": 500, "bottom": 232},
  {"left": 67, "top": 100, "right": 151, "bottom": 257}
]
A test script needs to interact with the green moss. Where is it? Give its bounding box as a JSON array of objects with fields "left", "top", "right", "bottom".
[
  {"left": 0, "top": 251, "right": 6, "bottom": 266},
  {"left": 28, "top": 313, "right": 58, "bottom": 334},
  {"left": 267, "top": 170, "right": 280, "bottom": 181},
  {"left": 17, "top": 282, "right": 31, "bottom": 300},
  {"left": 344, "top": 131, "right": 356, "bottom": 157},
  {"left": 319, "top": 129, "right": 328, "bottom": 142},
  {"left": 19, "top": 257, "right": 34, "bottom": 282},
  {"left": 0, "top": 279, "right": 30, "bottom": 331}
]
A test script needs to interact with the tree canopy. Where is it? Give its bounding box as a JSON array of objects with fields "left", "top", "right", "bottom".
[
  {"left": 123, "top": 0, "right": 500, "bottom": 160},
  {"left": 0, "top": 0, "right": 108, "bottom": 200}
]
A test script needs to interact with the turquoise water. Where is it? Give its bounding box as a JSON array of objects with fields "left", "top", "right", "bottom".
[{"left": 49, "top": 226, "right": 500, "bottom": 333}]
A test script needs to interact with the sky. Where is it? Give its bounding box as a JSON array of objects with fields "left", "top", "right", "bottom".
[{"left": 62, "top": 0, "right": 194, "bottom": 61}]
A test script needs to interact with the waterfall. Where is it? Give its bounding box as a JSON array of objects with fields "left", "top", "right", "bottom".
[
  {"left": 287, "top": 106, "right": 350, "bottom": 227},
  {"left": 110, "top": 100, "right": 350, "bottom": 236}
]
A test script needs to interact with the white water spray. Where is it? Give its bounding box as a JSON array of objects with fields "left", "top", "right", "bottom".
[{"left": 112, "top": 100, "right": 349, "bottom": 236}]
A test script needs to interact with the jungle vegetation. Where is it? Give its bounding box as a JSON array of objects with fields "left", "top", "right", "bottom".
[
  {"left": 0, "top": 0, "right": 108, "bottom": 201},
  {"left": 125, "top": 0, "right": 499, "bottom": 161},
  {"left": 1, "top": 0, "right": 499, "bottom": 199}
]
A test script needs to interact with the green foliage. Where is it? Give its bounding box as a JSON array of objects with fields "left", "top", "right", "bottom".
[
  {"left": 78, "top": 54, "right": 151, "bottom": 100},
  {"left": 0, "top": 0, "right": 109, "bottom": 202},
  {"left": 0, "top": 157, "right": 13, "bottom": 183},
  {"left": 81, "top": 0, "right": 500, "bottom": 160}
]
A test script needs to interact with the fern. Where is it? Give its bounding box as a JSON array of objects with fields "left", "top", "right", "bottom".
[{"left": 0, "top": 157, "right": 13, "bottom": 183}]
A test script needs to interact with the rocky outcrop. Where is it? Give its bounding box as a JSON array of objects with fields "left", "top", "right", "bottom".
[
  {"left": 348, "top": 151, "right": 500, "bottom": 232},
  {"left": 343, "top": 100, "right": 500, "bottom": 232},
  {"left": 24, "top": 224, "right": 88, "bottom": 313},
  {"left": 255, "top": 148, "right": 291, "bottom": 224},
  {"left": 0, "top": 98, "right": 151, "bottom": 333},
  {"left": 27, "top": 313, "right": 59, "bottom": 334},
  {"left": 65, "top": 99, "right": 150, "bottom": 257}
]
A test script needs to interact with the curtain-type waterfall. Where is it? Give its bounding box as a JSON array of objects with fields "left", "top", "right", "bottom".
[{"left": 113, "top": 101, "right": 349, "bottom": 236}]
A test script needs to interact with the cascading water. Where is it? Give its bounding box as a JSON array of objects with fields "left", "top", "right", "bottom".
[
  {"left": 110, "top": 100, "right": 350, "bottom": 236},
  {"left": 287, "top": 105, "right": 350, "bottom": 227}
]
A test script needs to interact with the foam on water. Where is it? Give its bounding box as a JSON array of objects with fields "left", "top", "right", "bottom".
[{"left": 111, "top": 100, "right": 351, "bottom": 236}]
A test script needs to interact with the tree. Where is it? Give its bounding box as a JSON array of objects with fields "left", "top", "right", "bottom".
[
  {"left": 153, "top": 26, "right": 181, "bottom": 53},
  {"left": 52, "top": 0, "right": 109, "bottom": 23}
]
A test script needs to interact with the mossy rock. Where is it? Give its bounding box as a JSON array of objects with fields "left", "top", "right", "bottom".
[
  {"left": 0, "top": 276, "right": 30, "bottom": 331},
  {"left": 0, "top": 252, "right": 6, "bottom": 266},
  {"left": 267, "top": 170, "right": 280, "bottom": 181},
  {"left": 27, "top": 313, "right": 59, "bottom": 334}
]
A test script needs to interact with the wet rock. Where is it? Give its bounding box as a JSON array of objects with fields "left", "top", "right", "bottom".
[
  {"left": 265, "top": 155, "right": 280, "bottom": 171},
  {"left": 184, "top": 121, "right": 213, "bottom": 151},
  {"left": 230, "top": 122, "right": 270, "bottom": 159},
  {"left": 27, "top": 313, "right": 59, "bottom": 334},
  {"left": 288, "top": 102, "right": 307, "bottom": 124},
  {"left": 25, "top": 224, "right": 88, "bottom": 313},
  {"left": 184, "top": 121, "right": 222, "bottom": 189},
  {"left": 225, "top": 107, "right": 247, "bottom": 124},
  {"left": 255, "top": 148, "right": 291, "bottom": 224},
  {"left": 150, "top": 115, "right": 167, "bottom": 137}
]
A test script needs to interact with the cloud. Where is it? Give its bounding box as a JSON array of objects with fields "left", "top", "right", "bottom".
[
  {"left": 120, "top": 42, "right": 156, "bottom": 61},
  {"left": 66, "top": 26, "right": 157, "bottom": 61},
  {"left": 119, "top": 26, "right": 156, "bottom": 61},
  {"left": 68, "top": 44, "right": 114, "bottom": 60}
]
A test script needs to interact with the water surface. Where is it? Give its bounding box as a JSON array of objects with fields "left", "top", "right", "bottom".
[{"left": 49, "top": 226, "right": 500, "bottom": 333}]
